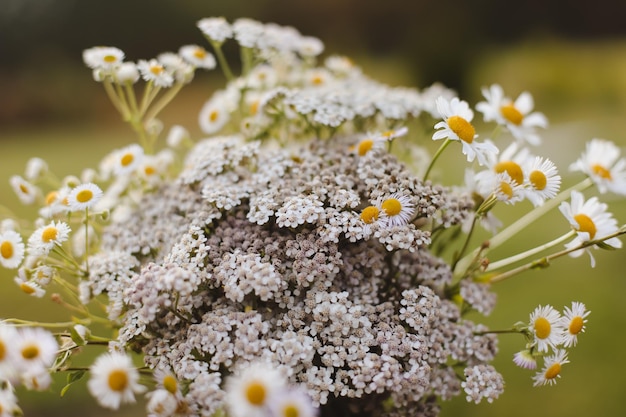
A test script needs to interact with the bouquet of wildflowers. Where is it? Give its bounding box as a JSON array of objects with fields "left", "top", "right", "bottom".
[{"left": 1, "top": 17, "right": 625, "bottom": 417}]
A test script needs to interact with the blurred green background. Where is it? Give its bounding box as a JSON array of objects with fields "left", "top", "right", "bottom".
[{"left": 2, "top": 0, "right": 626, "bottom": 416}]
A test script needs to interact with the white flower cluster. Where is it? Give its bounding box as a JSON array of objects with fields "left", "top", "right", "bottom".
[{"left": 1, "top": 16, "right": 626, "bottom": 417}]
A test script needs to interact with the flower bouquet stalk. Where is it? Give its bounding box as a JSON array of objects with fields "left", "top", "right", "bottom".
[{"left": 1, "top": 16, "right": 625, "bottom": 417}]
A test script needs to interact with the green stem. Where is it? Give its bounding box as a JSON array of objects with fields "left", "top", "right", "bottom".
[
  {"left": 486, "top": 230, "right": 576, "bottom": 271},
  {"left": 423, "top": 138, "right": 451, "bottom": 182},
  {"left": 454, "top": 177, "right": 594, "bottom": 276},
  {"left": 209, "top": 40, "right": 235, "bottom": 81}
]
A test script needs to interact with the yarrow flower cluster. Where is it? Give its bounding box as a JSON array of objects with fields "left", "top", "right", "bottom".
[{"left": 1, "top": 16, "right": 625, "bottom": 417}]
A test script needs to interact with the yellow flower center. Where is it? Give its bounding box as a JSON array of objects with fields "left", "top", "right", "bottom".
[
  {"left": 144, "top": 166, "right": 156, "bottom": 176},
  {"left": 360, "top": 206, "right": 380, "bottom": 224},
  {"left": 569, "top": 316, "right": 584, "bottom": 335},
  {"left": 358, "top": 139, "right": 374, "bottom": 156},
  {"left": 103, "top": 54, "right": 118, "bottom": 64},
  {"left": 529, "top": 170, "right": 547, "bottom": 190},
  {"left": 494, "top": 161, "right": 524, "bottom": 185},
  {"left": 245, "top": 381, "right": 266, "bottom": 406},
  {"left": 20, "top": 282, "right": 36, "bottom": 294},
  {"left": 163, "top": 374, "right": 178, "bottom": 394},
  {"left": 1, "top": 241, "right": 13, "bottom": 259},
  {"left": 381, "top": 198, "right": 402, "bottom": 216},
  {"left": 574, "top": 213, "right": 597, "bottom": 239},
  {"left": 446, "top": 115, "right": 475, "bottom": 143},
  {"left": 499, "top": 181, "right": 514, "bottom": 200},
  {"left": 21, "top": 344, "right": 40, "bottom": 360},
  {"left": 0, "top": 341, "right": 5, "bottom": 360},
  {"left": 209, "top": 110, "right": 219, "bottom": 123},
  {"left": 249, "top": 100, "right": 260, "bottom": 115},
  {"left": 311, "top": 75, "right": 324, "bottom": 85},
  {"left": 150, "top": 65, "right": 164, "bottom": 76},
  {"left": 108, "top": 369, "right": 129, "bottom": 392},
  {"left": 121, "top": 153, "right": 134, "bottom": 167},
  {"left": 193, "top": 48, "right": 206, "bottom": 59},
  {"left": 500, "top": 103, "right": 524, "bottom": 125},
  {"left": 19, "top": 184, "right": 29, "bottom": 194},
  {"left": 42, "top": 227, "right": 58, "bottom": 243},
  {"left": 534, "top": 317, "right": 551, "bottom": 339},
  {"left": 283, "top": 404, "right": 300, "bottom": 417},
  {"left": 76, "top": 189, "right": 94, "bottom": 203},
  {"left": 45, "top": 191, "right": 59, "bottom": 206},
  {"left": 591, "top": 164, "right": 612, "bottom": 180},
  {"left": 544, "top": 362, "right": 561, "bottom": 380}
]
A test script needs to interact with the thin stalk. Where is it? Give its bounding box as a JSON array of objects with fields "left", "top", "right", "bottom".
[
  {"left": 486, "top": 230, "right": 575, "bottom": 272},
  {"left": 209, "top": 40, "right": 235, "bottom": 81},
  {"left": 423, "top": 138, "right": 451, "bottom": 182}
]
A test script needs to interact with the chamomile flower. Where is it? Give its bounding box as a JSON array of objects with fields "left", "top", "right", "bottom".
[
  {"left": 137, "top": 59, "right": 174, "bottom": 88},
  {"left": 378, "top": 193, "right": 415, "bottom": 227},
  {"left": 112, "top": 144, "right": 144, "bottom": 177},
  {"left": 153, "top": 368, "right": 180, "bottom": 396},
  {"left": 87, "top": 351, "right": 146, "bottom": 410},
  {"left": 14, "top": 274, "right": 45, "bottom": 298},
  {"left": 433, "top": 96, "right": 498, "bottom": 166},
  {"left": 25, "top": 157, "right": 48, "bottom": 181},
  {"left": 0, "top": 324, "right": 20, "bottom": 381},
  {"left": 0, "top": 230, "right": 25, "bottom": 269},
  {"left": 297, "top": 36, "right": 324, "bottom": 57},
  {"left": 9, "top": 175, "right": 39, "bottom": 205},
  {"left": 198, "top": 92, "right": 233, "bottom": 134},
  {"left": 267, "top": 387, "right": 318, "bottom": 417},
  {"left": 529, "top": 305, "right": 565, "bottom": 353},
  {"left": 67, "top": 183, "right": 103, "bottom": 212},
  {"left": 82, "top": 46, "right": 125, "bottom": 71},
  {"left": 476, "top": 84, "right": 548, "bottom": 146},
  {"left": 490, "top": 172, "right": 525, "bottom": 205},
  {"left": 39, "top": 186, "right": 71, "bottom": 218},
  {"left": 524, "top": 156, "right": 561, "bottom": 206},
  {"left": 513, "top": 349, "right": 537, "bottom": 370},
  {"left": 0, "top": 386, "right": 20, "bottom": 417},
  {"left": 166, "top": 124, "right": 190, "bottom": 148},
  {"left": 27, "top": 221, "right": 71, "bottom": 257},
  {"left": 559, "top": 191, "right": 622, "bottom": 266},
  {"left": 569, "top": 138, "right": 626, "bottom": 195},
  {"left": 197, "top": 17, "right": 233, "bottom": 44},
  {"left": 560, "top": 302, "right": 590, "bottom": 348},
  {"left": 225, "top": 362, "right": 287, "bottom": 417},
  {"left": 13, "top": 327, "right": 59, "bottom": 375},
  {"left": 351, "top": 134, "right": 387, "bottom": 157},
  {"left": 146, "top": 388, "right": 179, "bottom": 417},
  {"left": 532, "top": 349, "right": 569, "bottom": 387},
  {"left": 114, "top": 62, "right": 140, "bottom": 84},
  {"left": 179, "top": 45, "right": 216, "bottom": 69},
  {"left": 379, "top": 126, "right": 409, "bottom": 141}
]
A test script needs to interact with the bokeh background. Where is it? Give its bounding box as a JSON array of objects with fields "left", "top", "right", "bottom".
[{"left": 2, "top": 0, "right": 626, "bottom": 416}]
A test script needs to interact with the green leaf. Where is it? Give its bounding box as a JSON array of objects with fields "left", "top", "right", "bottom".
[{"left": 60, "top": 370, "right": 86, "bottom": 397}]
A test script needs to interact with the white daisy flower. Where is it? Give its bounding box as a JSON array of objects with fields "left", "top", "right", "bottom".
[
  {"left": 67, "top": 183, "right": 104, "bottom": 212},
  {"left": 559, "top": 190, "right": 622, "bottom": 266},
  {"left": 268, "top": 387, "right": 318, "bottom": 417},
  {"left": 359, "top": 204, "right": 382, "bottom": 234},
  {"left": 476, "top": 84, "right": 548, "bottom": 146},
  {"left": 9, "top": 175, "right": 39, "bottom": 205},
  {"left": 82, "top": 46, "right": 125, "bottom": 71},
  {"left": 569, "top": 138, "right": 626, "bottom": 195},
  {"left": 14, "top": 273, "right": 45, "bottom": 298},
  {"left": 25, "top": 157, "right": 48, "bottom": 181},
  {"left": 137, "top": 59, "right": 174, "bottom": 88},
  {"left": 532, "top": 349, "right": 569, "bottom": 387},
  {"left": 378, "top": 193, "right": 416, "bottom": 227},
  {"left": 166, "top": 124, "right": 190, "bottom": 148},
  {"left": 0, "top": 324, "right": 20, "bottom": 381},
  {"left": 350, "top": 134, "right": 388, "bottom": 157},
  {"left": 225, "top": 362, "right": 287, "bottom": 417},
  {"left": 27, "top": 221, "right": 71, "bottom": 257},
  {"left": 0, "top": 386, "right": 20, "bottom": 417},
  {"left": 14, "top": 327, "right": 59, "bottom": 375},
  {"left": 494, "top": 172, "right": 525, "bottom": 205},
  {"left": 513, "top": 349, "right": 537, "bottom": 370},
  {"left": 474, "top": 142, "right": 532, "bottom": 197},
  {"left": 114, "top": 62, "right": 140, "bottom": 84},
  {"left": 379, "top": 126, "right": 409, "bottom": 141},
  {"left": 198, "top": 91, "right": 234, "bottom": 134},
  {"left": 560, "top": 301, "right": 590, "bottom": 348},
  {"left": 433, "top": 96, "right": 499, "bottom": 166},
  {"left": 197, "top": 17, "right": 233, "bottom": 44},
  {"left": 21, "top": 368, "right": 53, "bottom": 391},
  {"left": 0, "top": 230, "right": 25, "bottom": 269},
  {"left": 87, "top": 351, "right": 146, "bottom": 410},
  {"left": 524, "top": 156, "right": 561, "bottom": 207},
  {"left": 157, "top": 52, "right": 194, "bottom": 84},
  {"left": 529, "top": 305, "right": 565, "bottom": 353},
  {"left": 297, "top": 36, "right": 324, "bottom": 57},
  {"left": 112, "top": 144, "right": 144, "bottom": 177},
  {"left": 179, "top": 44, "right": 216, "bottom": 69},
  {"left": 39, "top": 187, "right": 71, "bottom": 218},
  {"left": 245, "top": 64, "right": 278, "bottom": 90},
  {"left": 146, "top": 388, "right": 179, "bottom": 417},
  {"left": 153, "top": 368, "right": 180, "bottom": 395}
]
